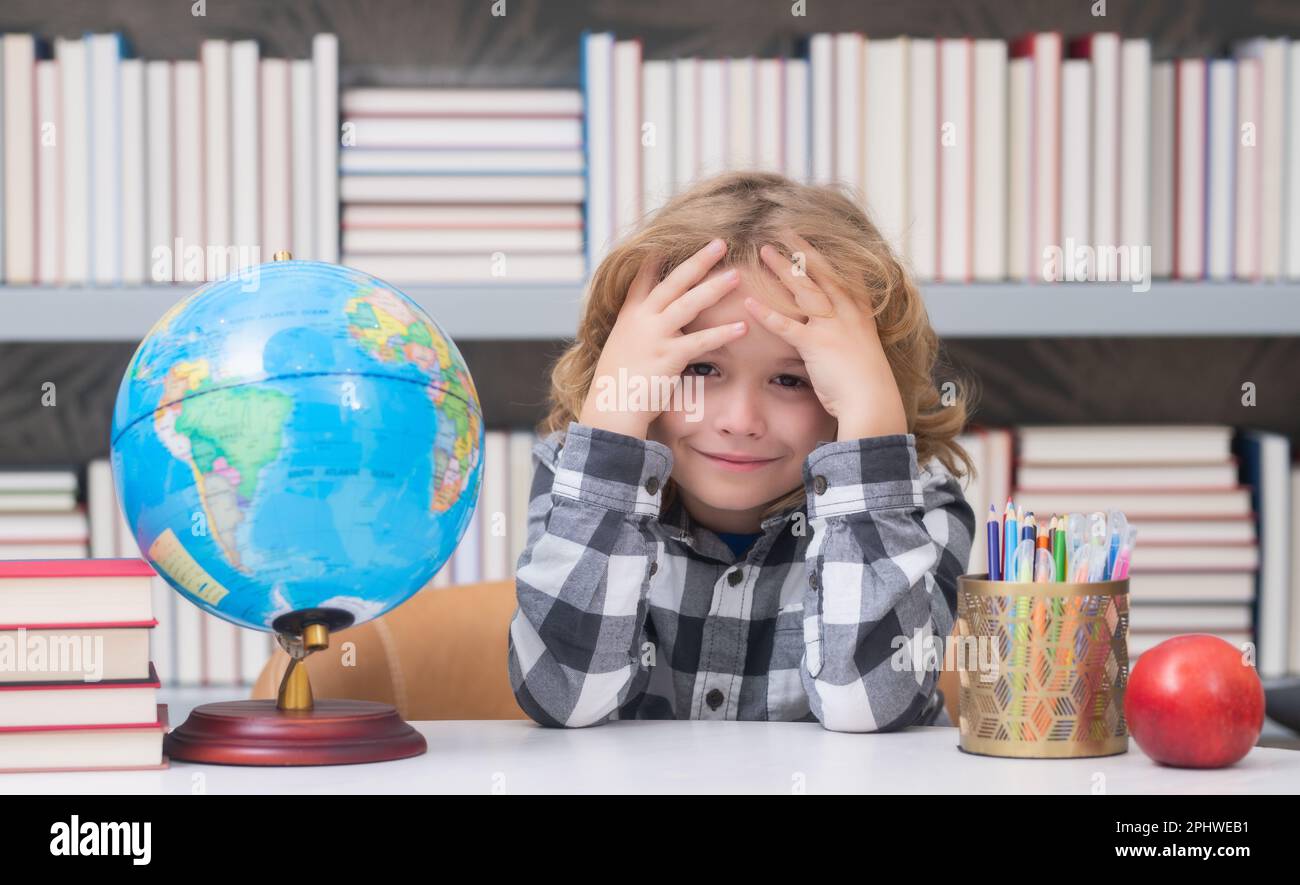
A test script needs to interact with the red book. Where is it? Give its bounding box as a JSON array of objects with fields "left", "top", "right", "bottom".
[
  {"left": 0, "top": 704, "right": 169, "bottom": 772},
  {"left": 0, "top": 662, "right": 162, "bottom": 728},
  {"left": 0, "top": 558, "right": 155, "bottom": 579},
  {"left": 0, "top": 558, "right": 155, "bottom": 627}
]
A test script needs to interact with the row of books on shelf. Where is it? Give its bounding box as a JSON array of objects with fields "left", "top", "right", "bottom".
[
  {"left": 338, "top": 88, "right": 588, "bottom": 283},
  {"left": 0, "top": 31, "right": 339, "bottom": 286},
  {"left": 7, "top": 28, "right": 1300, "bottom": 291},
  {"left": 0, "top": 424, "right": 1295, "bottom": 697},
  {"left": 584, "top": 31, "right": 1300, "bottom": 283}
]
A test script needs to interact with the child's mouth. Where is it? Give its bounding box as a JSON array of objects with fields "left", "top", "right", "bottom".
[{"left": 694, "top": 449, "right": 779, "bottom": 472}]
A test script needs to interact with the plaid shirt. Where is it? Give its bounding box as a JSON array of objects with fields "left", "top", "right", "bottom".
[{"left": 507, "top": 420, "right": 975, "bottom": 732}]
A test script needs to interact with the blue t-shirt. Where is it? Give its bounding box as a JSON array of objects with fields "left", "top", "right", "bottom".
[{"left": 716, "top": 530, "right": 763, "bottom": 559}]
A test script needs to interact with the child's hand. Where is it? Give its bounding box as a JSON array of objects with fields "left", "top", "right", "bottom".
[
  {"left": 578, "top": 238, "right": 746, "bottom": 439},
  {"left": 744, "top": 234, "right": 908, "bottom": 442}
]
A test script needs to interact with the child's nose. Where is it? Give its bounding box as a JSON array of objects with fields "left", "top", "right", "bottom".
[{"left": 712, "top": 389, "right": 766, "bottom": 437}]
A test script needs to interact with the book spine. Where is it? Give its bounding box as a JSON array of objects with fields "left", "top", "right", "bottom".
[
  {"left": 972, "top": 40, "right": 1008, "bottom": 282},
  {"left": 1205, "top": 59, "right": 1236, "bottom": 281},
  {"left": 312, "top": 33, "right": 339, "bottom": 263},
  {"left": 783, "top": 58, "right": 810, "bottom": 184},
  {"left": 612, "top": 39, "right": 643, "bottom": 243},
  {"left": 3, "top": 35, "right": 36, "bottom": 284},
  {"left": 202, "top": 39, "right": 232, "bottom": 271},
  {"left": 671, "top": 57, "right": 698, "bottom": 191},
  {"left": 1150, "top": 61, "right": 1176, "bottom": 278},
  {"left": 1118, "top": 40, "right": 1151, "bottom": 264},
  {"left": 35, "top": 58, "right": 61, "bottom": 285},
  {"left": 173, "top": 61, "right": 204, "bottom": 283},
  {"left": 261, "top": 58, "right": 292, "bottom": 260},
  {"left": 230, "top": 40, "right": 260, "bottom": 270},
  {"left": 908, "top": 39, "right": 938, "bottom": 280},
  {"left": 120, "top": 58, "right": 146, "bottom": 284},
  {"left": 1006, "top": 55, "right": 1033, "bottom": 280},
  {"left": 290, "top": 59, "right": 315, "bottom": 261},
  {"left": 145, "top": 60, "right": 173, "bottom": 283},
  {"left": 88, "top": 34, "right": 122, "bottom": 285},
  {"left": 1059, "top": 59, "right": 1092, "bottom": 270},
  {"left": 938, "top": 38, "right": 973, "bottom": 282},
  {"left": 641, "top": 60, "right": 673, "bottom": 215}
]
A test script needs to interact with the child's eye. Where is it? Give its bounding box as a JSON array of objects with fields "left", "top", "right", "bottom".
[
  {"left": 683, "top": 363, "right": 717, "bottom": 377},
  {"left": 774, "top": 374, "right": 809, "bottom": 390}
]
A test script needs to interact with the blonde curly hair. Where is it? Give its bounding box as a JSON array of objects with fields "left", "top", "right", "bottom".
[{"left": 538, "top": 169, "right": 977, "bottom": 520}]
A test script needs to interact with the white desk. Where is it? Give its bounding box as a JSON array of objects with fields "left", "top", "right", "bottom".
[{"left": 2, "top": 719, "right": 1298, "bottom": 794}]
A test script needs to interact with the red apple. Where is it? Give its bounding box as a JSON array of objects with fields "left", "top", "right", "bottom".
[{"left": 1124, "top": 634, "right": 1265, "bottom": 768}]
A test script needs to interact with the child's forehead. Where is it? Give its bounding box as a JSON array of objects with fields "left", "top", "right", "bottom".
[
  {"left": 686, "top": 286, "right": 805, "bottom": 366},
  {"left": 699, "top": 263, "right": 808, "bottom": 322}
]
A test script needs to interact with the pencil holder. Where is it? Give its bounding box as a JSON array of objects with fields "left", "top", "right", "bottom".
[{"left": 953, "top": 573, "right": 1130, "bottom": 759}]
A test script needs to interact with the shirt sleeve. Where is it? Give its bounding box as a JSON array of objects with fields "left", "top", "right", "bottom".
[
  {"left": 798, "top": 432, "right": 975, "bottom": 733},
  {"left": 506, "top": 420, "right": 669, "bottom": 727}
]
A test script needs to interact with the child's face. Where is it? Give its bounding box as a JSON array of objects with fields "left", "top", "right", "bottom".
[{"left": 647, "top": 265, "right": 838, "bottom": 534}]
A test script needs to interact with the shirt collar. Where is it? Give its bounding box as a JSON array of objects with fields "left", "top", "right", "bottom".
[{"left": 660, "top": 494, "right": 803, "bottom": 563}]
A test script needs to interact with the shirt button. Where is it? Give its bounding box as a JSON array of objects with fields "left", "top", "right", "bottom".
[
  {"left": 727, "top": 568, "right": 743, "bottom": 586},
  {"left": 648, "top": 562, "right": 658, "bottom": 576},
  {"left": 644, "top": 476, "right": 660, "bottom": 495},
  {"left": 706, "top": 689, "right": 724, "bottom": 710},
  {"left": 812, "top": 474, "right": 828, "bottom": 495},
  {"left": 809, "top": 571, "right": 819, "bottom": 590}
]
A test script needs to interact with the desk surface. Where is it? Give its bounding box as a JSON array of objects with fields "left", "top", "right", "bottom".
[{"left": 2, "top": 719, "right": 1298, "bottom": 794}]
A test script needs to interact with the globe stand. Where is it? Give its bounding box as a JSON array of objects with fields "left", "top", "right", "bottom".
[{"left": 162, "top": 621, "right": 428, "bottom": 766}]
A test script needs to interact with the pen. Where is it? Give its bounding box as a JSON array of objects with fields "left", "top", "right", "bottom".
[
  {"left": 1053, "top": 518, "right": 1067, "bottom": 582},
  {"left": 987, "top": 504, "right": 1002, "bottom": 582},
  {"left": 1104, "top": 510, "right": 1127, "bottom": 581},
  {"left": 1003, "top": 500, "right": 1017, "bottom": 582},
  {"left": 1113, "top": 525, "right": 1137, "bottom": 579}
]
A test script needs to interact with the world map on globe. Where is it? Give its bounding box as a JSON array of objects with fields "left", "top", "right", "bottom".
[{"left": 110, "top": 260, "right": 484, "bottom": 633}]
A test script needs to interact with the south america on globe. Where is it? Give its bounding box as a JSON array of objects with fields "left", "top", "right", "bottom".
[{"left": 110, "top": 259, "right": 484, "bottom": 635}]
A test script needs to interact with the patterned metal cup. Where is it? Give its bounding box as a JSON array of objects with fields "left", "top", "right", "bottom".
[{"left": 954, "top": 573, "right": 1130, "bottom": 758}]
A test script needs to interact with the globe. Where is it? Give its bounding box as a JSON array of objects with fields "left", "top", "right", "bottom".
[{"left": 110, "top": 259, "right": 484, "bottom": 635}]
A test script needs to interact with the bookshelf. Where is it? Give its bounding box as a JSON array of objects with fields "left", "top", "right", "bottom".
[
  {"left": 1, "top": 0, "right": 1299, "bottom": 452},
  {"left": 6, "top": 282, "right": 1300, "bottom": 342}
]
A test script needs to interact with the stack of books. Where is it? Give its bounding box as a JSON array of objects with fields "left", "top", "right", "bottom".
[
  {"left": 0, "top": 467, "right": 87, "bottom": 560},
  {"left": 0, "top": 31, "right": 338, "bottom": 285},
  {"left": 338, "top": 88, "right": 586, "bottom": 284},
  {"left": 582, "top": 30, "right": 1300, "bottom": 283},
  {"left": 0, "top": 558, "right": 166, "bottom": 772},
  {"left": 1012, "top": 426, "right": 1265, "bottom": 665},
  {"left": 87, "top": 459, "right": 276, "bottom": 688}
]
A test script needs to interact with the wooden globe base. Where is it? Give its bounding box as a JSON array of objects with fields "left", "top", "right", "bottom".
[{"left": 163, "top": 698, "right": 428, "bottom": 766}]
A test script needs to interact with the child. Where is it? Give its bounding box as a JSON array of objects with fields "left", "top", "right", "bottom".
[{"left": 507, "top": 170, "right": 976, "bottom": 732}]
